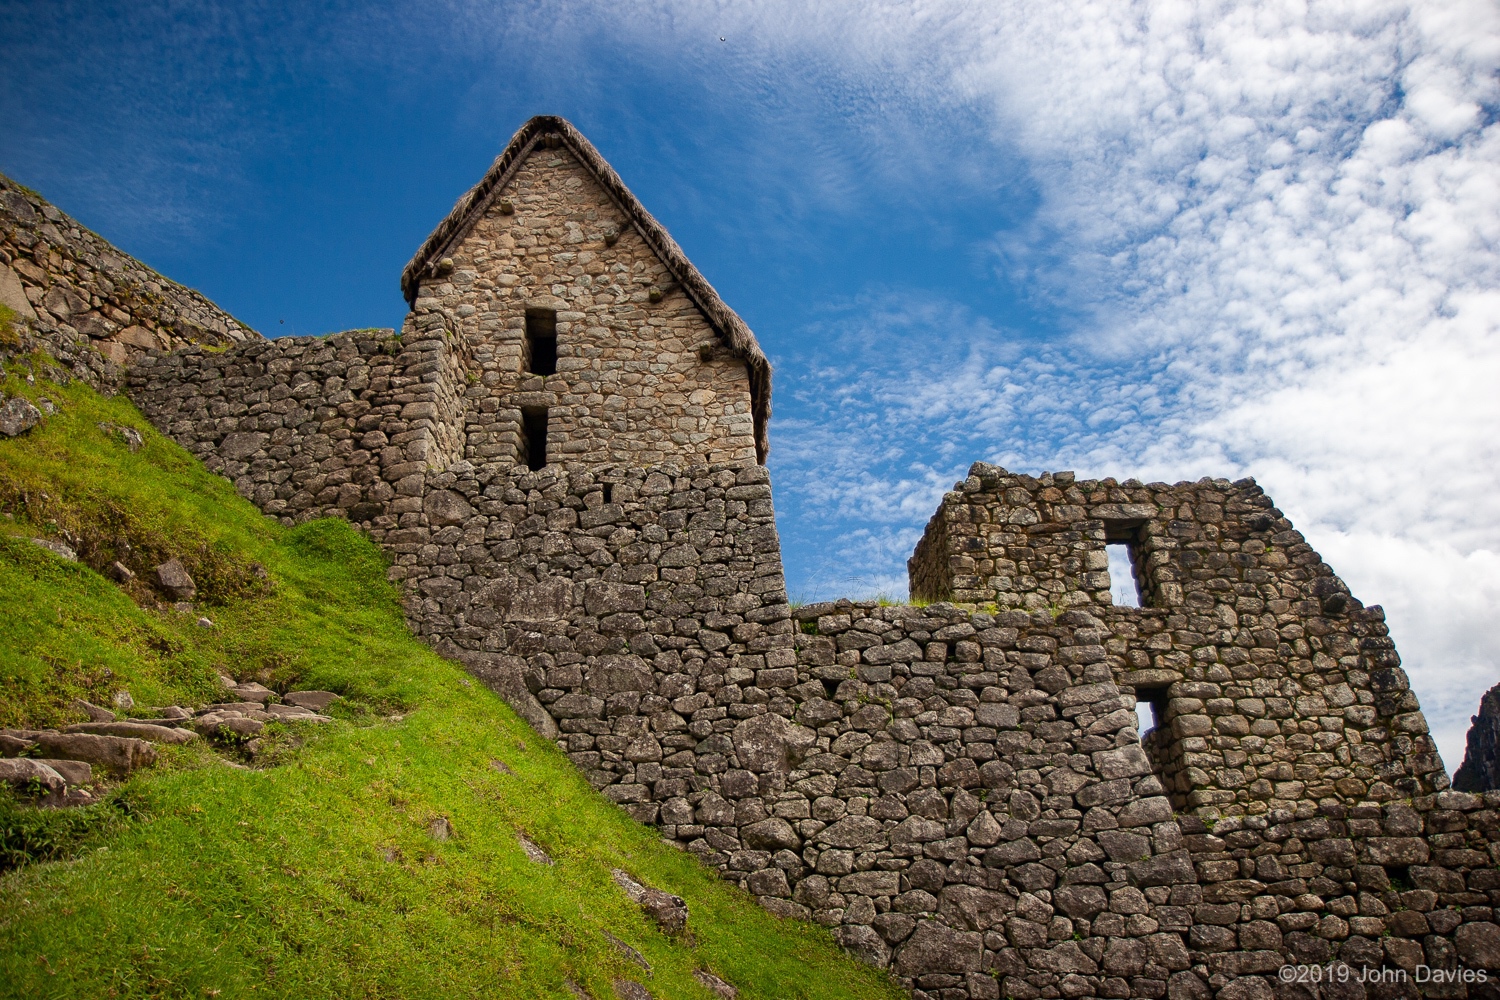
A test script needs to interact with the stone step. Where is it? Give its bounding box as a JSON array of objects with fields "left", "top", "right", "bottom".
[{"left": 64, "top": 721, "right": 198, "bottom": 744}]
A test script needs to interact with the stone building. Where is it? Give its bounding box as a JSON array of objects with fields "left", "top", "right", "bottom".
[
  {"left": 399, "top": 115, "right": 770, "bottom": 472},
  {"left": 35, "top": 116, "right": 1500, "bottom": 998}
]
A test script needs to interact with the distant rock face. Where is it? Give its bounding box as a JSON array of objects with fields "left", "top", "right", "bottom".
[{"left": 1454, "top": 682, "right": 1500, "bottom": 792}]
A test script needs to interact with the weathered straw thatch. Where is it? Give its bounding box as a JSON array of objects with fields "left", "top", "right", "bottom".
[{"left": 401, "top": 115, "right": 773, "bottom": 463}]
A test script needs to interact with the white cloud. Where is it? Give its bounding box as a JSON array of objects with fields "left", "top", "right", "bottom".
[{"left": 574, "top": 0, "right": 1500, "bottom": 773}]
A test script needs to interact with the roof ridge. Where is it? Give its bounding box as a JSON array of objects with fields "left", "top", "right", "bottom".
[{"left": 400, "top": 115, "right": 772, "bottom": 462}]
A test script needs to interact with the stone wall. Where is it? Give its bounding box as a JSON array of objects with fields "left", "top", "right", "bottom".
[
  {"left": 411, "top": 143, "right": 759, "bottom": 470},
  {"left": 0, "top": 173, "right": 258, "bottom": 384},
  {"left": 905, "top": 464, "right": 1451, "bottom": 815},
  {"left": 127, "top": 338, "right": 1500, "bottom": 997},
  {"left": 127, "top": 326, "right": 465, "bottom": 525},
  {"left": 24, "top": 112, "right": 1498, "bottom": 994}
]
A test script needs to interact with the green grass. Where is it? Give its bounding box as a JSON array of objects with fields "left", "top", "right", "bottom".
[
  {"left": 0, "top": 304, "right": 19, "bottom": 348},
  {"left": 0, "top": 359, "right": 903, "bottom": 1000}
]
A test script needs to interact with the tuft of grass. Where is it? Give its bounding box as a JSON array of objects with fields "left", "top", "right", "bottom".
[
  {"left": 0, "top": 369, "right": 904, "bottom": 1000},
  {"left": 0, "top": 786, "right": 148, "bottom": 870},
  {"left": 0, "top": 304, "right": 19, "bottom": 348}
]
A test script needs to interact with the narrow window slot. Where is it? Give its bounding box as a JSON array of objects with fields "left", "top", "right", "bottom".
[
  {"left": 602, "top": 483, "right": 613, "bottom": 504},
  {"left": 521, "top": 407, "right": 548, "bottom": 470},
  {"left": 524, "top": 309, "right": 557, "bottom": 376},
  {"left": 1136, "top": 698, "right": 1155, "bottom": 739},
  {"left": 1134, "top": 684, "right": 1180, "bottom": 807},
  {"left": 1136, "top": 694, "right": 1164, "bottom": 740},
  {"left": 1107, "top": 542, "right": 1141, "bottom": 607}
]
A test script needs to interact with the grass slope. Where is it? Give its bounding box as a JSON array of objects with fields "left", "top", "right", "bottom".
[{"left": 0, "top": 359, "right": 903, "bottom": 1000}]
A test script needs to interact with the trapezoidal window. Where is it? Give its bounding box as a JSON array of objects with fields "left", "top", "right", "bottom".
[
  {"left": 1134, "top": 684, "right": 1187, "bottom": 809},
  {"left": 1135, "top": 687, "right": 1168, "bottom": 742},
  {"left": 1103, "top": 520, "right": 1146, "bottom": 607},
  {"left": 524, "top": 308, "right": 557, "bottom": 376},
  {"left": 521, "top": 407, "right": 548, "bottom": 470}
]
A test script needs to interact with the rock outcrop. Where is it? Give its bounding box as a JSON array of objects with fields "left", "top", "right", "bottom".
[{"left": 1454, "top": 681, "right": 1500, "bottom": 793}]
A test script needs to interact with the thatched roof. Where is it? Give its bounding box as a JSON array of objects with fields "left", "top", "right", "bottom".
[{"left": 401, "top": 115, "right": 772, "bottom": 463}]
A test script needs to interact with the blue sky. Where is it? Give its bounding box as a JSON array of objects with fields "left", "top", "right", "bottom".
[{"left": 4, "top": 0, "right": 1498, "bottom": 773}]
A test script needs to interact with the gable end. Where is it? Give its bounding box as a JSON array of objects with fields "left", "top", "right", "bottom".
[{"left": 402, "top": 115, "right": 772, "bottom": 462}]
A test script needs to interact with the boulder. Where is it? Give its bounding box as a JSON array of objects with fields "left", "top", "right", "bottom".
[
  {"left": 154, "top": 558, "right": 196, "bottom": 600},
  {"left": 64, "top": 721, "right": 198, "bottom": 744},
  {"left": 508, "top": 577, "right": 573, "bottom": 620},
  {"left": 218, "top": 717, "right": 265, "bottom": 738},
  {"left": 588, "top": 655, "right": 654, "bottom": 695},
  {"left": 444, "top": 648, "right": 560, "bottom": 739},
  {"left": 0, "top": 397, "right": 42, "bottom": 437},
  {"left": 422, "top": 489, "right": 474, "bottom": 528},
  {"left": 1128, "top": 851, "right": 1196, "bottom": 886},
  {"left": 0, "top": 733, "right": 33, "bottom": 756},
  {"left": 29, "top": 732, "right": 155, "bottom": 773},
  {"left": 833, "top": 924, "right": 891, "bottom": 967},
  {"left": 965, "top": 809, "right": 1003, "bottom": 847},
  {"left": 72, "top": 698, "right": 115, "bottom": 722},
  {"left": 517, "top": 832, "right": 553, "bottom": 865},
  {"left": 612, "top": 869, "right": 688, "bottom": 935},
  {"left": 1216, "top": 977, "right": 1274, "bottom": 1000},
  {"left": 692, "top": 970, "right": 737, "bottom": 1000},
  {"left": 218, "top": 431, "right": 267, "bottom": 461},
  {"left": 30, "top": 538, "right": 76, "bottom": 561},
  {"left": 730, "top": 713, "right": 816, "bottom": 774},
  {"left": 741, "top": 817, "right": 801, "bottom": 852},
  {"left": 0, "top": 757, "right": 65, "bottom": 793},
  {"left": 229, "top": 681, "right": 274, "bottom": 703},
  {"left": 197, "top": 714, "right": 264, "bottom": 738},
  {"left": 1455, "top": 921, "right": 1500, "bottom": 970},
  {"left": 0, "top": 263, "right": 37, "bottom": 320},
  {"left": 35, "top": 759, "right": 91, "bottom": 784},
  {"left": 815, "top": 815, "right": 885, "bottom": 848},
  {"left": 893, "top": 920, "right": 983, "bottom": 974},
  {"left": 1028, "top": 940, "right": 1099, "bottom": 975},
  {"left": 264, "top": 703, "right": 331, "bottom": 721},
  {"left": 583, "top": 581, "right": 647, "bottom": 615}
]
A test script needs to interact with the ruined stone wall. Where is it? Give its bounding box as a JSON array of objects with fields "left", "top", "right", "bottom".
[
  {"left": 1454, "top": 683, "right": 1500, "bottom": 794},
  {"left": 908, "top": 463, "right": 1450, "bottom": 811},
  {"left": 0, "top": 173, "right": 258, "bottom": 382},
  {"left": 413, "top": 145, "right": 758, "bottom": 469},
  {"left": 426, "top": 529, "right": 1500, "bottom": 1000}
]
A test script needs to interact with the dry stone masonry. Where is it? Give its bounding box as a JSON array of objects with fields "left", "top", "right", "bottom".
[
  {"left": 52, "top": 115, "right": 1500, "bottom": 997},
  {"left": 0, "top": 173, "right": 258, "bottom": 386}
]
